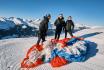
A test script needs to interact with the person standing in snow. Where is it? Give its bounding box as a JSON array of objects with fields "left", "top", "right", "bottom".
[
  {"left": 37, "top": 14, "right": 51, "bottom": 45},
  {"left": 54, "top": 14, "right": 65, "bottom": 40},
  {"left": 65, "top": 16, "right": 74, "bottom": 38}
]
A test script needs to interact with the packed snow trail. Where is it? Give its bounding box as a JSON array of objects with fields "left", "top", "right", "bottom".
[{"left": 0, "top": 28, "right": 104, "bottom": 70}]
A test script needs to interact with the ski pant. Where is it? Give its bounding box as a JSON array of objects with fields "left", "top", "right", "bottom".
[
  {"left": 37, "top": 33, "right": 46, "bottom": 45},
  {"left": 55, "top": 28, "right": 62, "bottom": 40},
  {"left": 65, "top": 30, "right": 73, "bottom": 38},
  {"left": 63, "top": 26, "right": 67, "bottom": 38}
]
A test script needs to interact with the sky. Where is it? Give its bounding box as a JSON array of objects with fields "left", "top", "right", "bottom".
[{"left": 0, "top": 0, "right": 104, "bottom": 26}]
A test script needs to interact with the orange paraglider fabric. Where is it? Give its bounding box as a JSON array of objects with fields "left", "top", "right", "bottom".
[
  {"left": 21, "top": 45, "right": 43, "bottom": 68},
  {"left": 50, "top": 56, "right": 68, "bottom": 67}
]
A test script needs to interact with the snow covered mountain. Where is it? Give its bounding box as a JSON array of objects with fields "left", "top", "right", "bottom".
[
  {"left": 9, "top": 17, "right": 28, "bottom": 25},
  {"left": 0, "top": 17, "right": 41, "bottom": 30},
  {"left": 0, "top": 17, "right": 90, "bottom": 39},
  {"left": 0, "top": 17, "right": 15, "bottom": 30},
  {"left": 0, "top": 17, "right": 39, "bottom": 39},
  {"left": 0, "top": 17, "right": 90, "bottom": 30}
]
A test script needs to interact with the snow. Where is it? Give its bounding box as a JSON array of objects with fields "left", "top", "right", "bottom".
[
  {"left": 0, "top": 28, "right": 104, "bottom": 70},
  {"left": 0, "top": 17, "right": 42, "bottom": 30},
  {"left": 22, "top": 25, "right": 27, "bottom": 29},
  {"left": 0, "top": 17, "right": 6, "bottom": 21},
  {"left": 0, "top": 17, "right": 27, "bottom": 29},
  {"left": 28, "top": 19, "right": 42, "bottom": 28},
  {"left": 91, "top": 26, "right": 104, "bottom": 29},
  {"left": 75, "top": 23, "right": 85, "bottom": 27}
]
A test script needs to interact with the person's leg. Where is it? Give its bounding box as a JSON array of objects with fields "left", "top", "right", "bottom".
[
  {"left": 64, "top": 27, "right": 67, "bottom": 38},
  {"left": 65, "top": 30, "right": 67, "bottom": 38},
  {"left": 55, "top": 30, "right": 58, "bottom": 39},
  {"left": 68, "top": 30, "right": 73, "bottom": 37},
  {"left": 57, "top": 30, "right": 61, "bottom": 40},
  {"left": 57, "top": 33, "right": 60, "bottom": 40},
  {"left": 37, "top": 35, "right": 41, "bottom": 45},
  {"left": 42, "top": 35, "right": 46, "bottom": 43}
]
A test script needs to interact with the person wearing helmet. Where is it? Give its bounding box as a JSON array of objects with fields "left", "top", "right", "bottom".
[
  {"left": 65, "top": 16, "right": 74, "bottom": 38},
  {"left": 54, "top": 14, "right": 65, "bottom": 40},
  {"left": 37, "top": 14, "right": 51, "bottom": 45}
]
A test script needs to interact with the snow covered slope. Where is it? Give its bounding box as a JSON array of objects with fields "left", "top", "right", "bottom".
[{"left": 0, "top": 28, "right": 104, "bottom": 70}]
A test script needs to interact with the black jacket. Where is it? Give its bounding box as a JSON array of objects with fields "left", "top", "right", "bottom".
[
  {"left": 66, "top": 20, "right": 74, "bottom": 31},
  {"left": 39, "top": 16, "right": 49, "bottom": 35},
  {"left": 54, "top": 17, "right": 65, "bottom": 30}
]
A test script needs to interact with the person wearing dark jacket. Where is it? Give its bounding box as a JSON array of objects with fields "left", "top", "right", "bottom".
[
  {"left": 54, "top": 14, "right": 65, "bottom": 40},
  {"left": 65, "top": 16, "right": 74, "bottom": 38},
  {"left": 37, "top": 14, "right": 51, "bottom": 45}
]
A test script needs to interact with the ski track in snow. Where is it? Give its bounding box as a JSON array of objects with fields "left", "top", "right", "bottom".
[{"left": 0, "top": 28, "right": 104, "bottom": 70}]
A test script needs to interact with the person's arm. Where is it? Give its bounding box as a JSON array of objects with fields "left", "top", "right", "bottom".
[
  {"left": 65, "top": 20, "right": 68, "bottom": 30},
  {"left": 71, "top": 21, "right": 75, "bottom": 30},
  {"left": 44, "top": 21, "right": 48, "bottom": 36}
]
